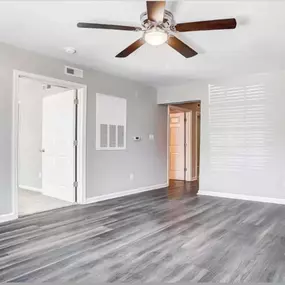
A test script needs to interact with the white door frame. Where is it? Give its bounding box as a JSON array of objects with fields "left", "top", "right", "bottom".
[{"left": 12, "top": 70, "right": 87, "bottom": 219}]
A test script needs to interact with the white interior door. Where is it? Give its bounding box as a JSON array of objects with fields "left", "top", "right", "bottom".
[
  {"left": 169, "top": 113, "right": 185, "bottom": 180},
  {"left": 42, "top": 90, "right": 75, "bottom": 202}
]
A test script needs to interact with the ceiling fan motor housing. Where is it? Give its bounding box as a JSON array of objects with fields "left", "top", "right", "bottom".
[{"left": 140, "top": 10, "right": 176, "bottom": 32}]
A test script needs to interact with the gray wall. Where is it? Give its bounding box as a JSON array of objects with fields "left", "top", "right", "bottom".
[
  {"left": 18, "top": 77, "right": 67, "bottom": 191},
  {"left": 0, "top": 42, "right": 167, "bottom": 215},
  {"left": 158, "top": 72, "right": 285, "bottom": 199}
]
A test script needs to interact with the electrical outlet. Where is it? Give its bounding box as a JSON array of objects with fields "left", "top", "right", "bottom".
[{"left": 129, "top": 173, "right": 134, "bottom": 181}]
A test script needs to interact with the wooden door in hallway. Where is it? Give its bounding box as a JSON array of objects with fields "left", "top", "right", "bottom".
[{"left": 169, "top": 113, "right": 185, "bottom": 180}]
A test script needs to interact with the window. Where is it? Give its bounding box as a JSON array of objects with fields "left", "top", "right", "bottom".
[{"left": 208, "top": 83, "right": 273, "bottom": 172}]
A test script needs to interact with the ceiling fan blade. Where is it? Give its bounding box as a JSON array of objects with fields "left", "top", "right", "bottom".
[
  {"left": 167, "top": 36, "right": 198, "bottom": 58},
  {"left": 77, "top": 22, "right": 141, "bottom": 31},
  {"left": 116, "top": 38, "right": 145, "bottom": 58},
  {"left": 146, "top": 1, "right": 166, "bottom": 22},
  {"left": 176, "top": 18, "right": 237, "bottom": 32}
]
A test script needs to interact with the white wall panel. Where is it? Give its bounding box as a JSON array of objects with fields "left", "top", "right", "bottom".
[{"left": 96, "top": 93, "right": 127, "bottom": 150}]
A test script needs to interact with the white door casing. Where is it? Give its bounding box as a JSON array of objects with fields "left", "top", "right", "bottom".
[
  {"left": 10, "top": 70, "right": 87, "bottom": 223},
  {"left": 42, "top": 89, "right": 75, "bottom": 202},
  {"left": 169, "top": 113, "right": 185, "bottom": 180}
]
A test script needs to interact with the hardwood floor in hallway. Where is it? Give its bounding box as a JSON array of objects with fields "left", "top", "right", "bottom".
[
  {"left": 168, "top": 179, "right": 199, "bottom": 198},
  {"left": 1, "top": 183, "right": 285, "bottom": 282}
]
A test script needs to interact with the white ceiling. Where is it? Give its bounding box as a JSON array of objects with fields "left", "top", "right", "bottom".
[{"left": 0, "top": 1, "right": 285, "bottom": 86}]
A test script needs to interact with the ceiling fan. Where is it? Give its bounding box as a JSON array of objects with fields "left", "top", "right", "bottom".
[{"left": 77, "top": 1, "right": 237, "bottom": 58}]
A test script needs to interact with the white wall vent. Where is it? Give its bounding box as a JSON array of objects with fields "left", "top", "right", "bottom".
[
  {"left": 96, "top": 93, "right": 127, "bottom": 150},
  {"left": 64, "top": 66, "right": 83, "bottom": 78}
]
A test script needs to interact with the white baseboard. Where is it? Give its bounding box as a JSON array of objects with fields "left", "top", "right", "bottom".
[
  {"left": 19, "top": 185, "right": 42, "bottom": 193},
  {"left": 86, "top": 183, "right": 168, "bottom": 204},
  {"left": 185, "top": 178, "right": 197, "bottom": 182},
  {"left": 0, "top": 213, "right": 18, "bottom": 224},
  {"left": 199, "top": 190, "right": 285, "bottom": 205}
]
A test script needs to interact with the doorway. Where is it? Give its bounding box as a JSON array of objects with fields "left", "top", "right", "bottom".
[
  {"left": 168, "top": 102, "right": 201, "bottom": 196},
  {"left": 12, "top": 71, "right": 87, "bottom": 217}
]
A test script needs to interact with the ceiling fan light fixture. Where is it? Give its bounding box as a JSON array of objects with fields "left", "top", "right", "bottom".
[
  {"left": 77, "top": 2, "right": 237, "bottom": 58},
  {"left": 144, "top": 28, "right": 168, "bottom": 46}
]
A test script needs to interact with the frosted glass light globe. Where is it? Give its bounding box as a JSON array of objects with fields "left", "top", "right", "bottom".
[{"left": 144, "top": 28, "right": 168, "bottom": 46}]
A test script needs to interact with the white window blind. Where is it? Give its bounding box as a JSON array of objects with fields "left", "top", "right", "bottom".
[
  {"left": 208, "top": 83, "right": 273, "bottom": 172},
  {"left": 96, "top": 93, "right": 127, "bottom": 150}
]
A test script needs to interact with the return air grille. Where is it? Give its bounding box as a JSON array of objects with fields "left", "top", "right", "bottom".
[
  {"left": 96, "top": 93, "right": 127, "bottom": 150},
  {"left": 64, "top": 66, "right": 83, "bottom": 78}
]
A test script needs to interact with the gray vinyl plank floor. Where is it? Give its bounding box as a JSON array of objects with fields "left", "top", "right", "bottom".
[{"left": 1, "top": 185, "right": 285, "bottom": 282}]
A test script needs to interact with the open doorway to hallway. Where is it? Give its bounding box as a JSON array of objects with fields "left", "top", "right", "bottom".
[
  {"left": 11, "top": 70, "right": 89, "bottom": 217},
  {"left": 17, "top": 77, "right": 77, "bottom": 215},
  {"left": 168, "top": 102, "right": 201, "bottom": 197}
]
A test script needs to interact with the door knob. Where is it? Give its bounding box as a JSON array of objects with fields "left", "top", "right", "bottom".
[{"left": 39, "top": 148, "right": 45, "bottom": 153}]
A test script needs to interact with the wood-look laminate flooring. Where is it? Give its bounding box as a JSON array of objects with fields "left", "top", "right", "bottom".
[{"left": 1, "top": 183, "right": 285, "bottom": 282}]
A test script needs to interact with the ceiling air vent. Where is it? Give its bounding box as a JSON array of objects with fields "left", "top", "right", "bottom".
[
  {"left": 42, "top": 84, "right": 52, "bottom": 90},
  {"left": 64, "top": 66, "right": 83, "bottom": 78}
]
